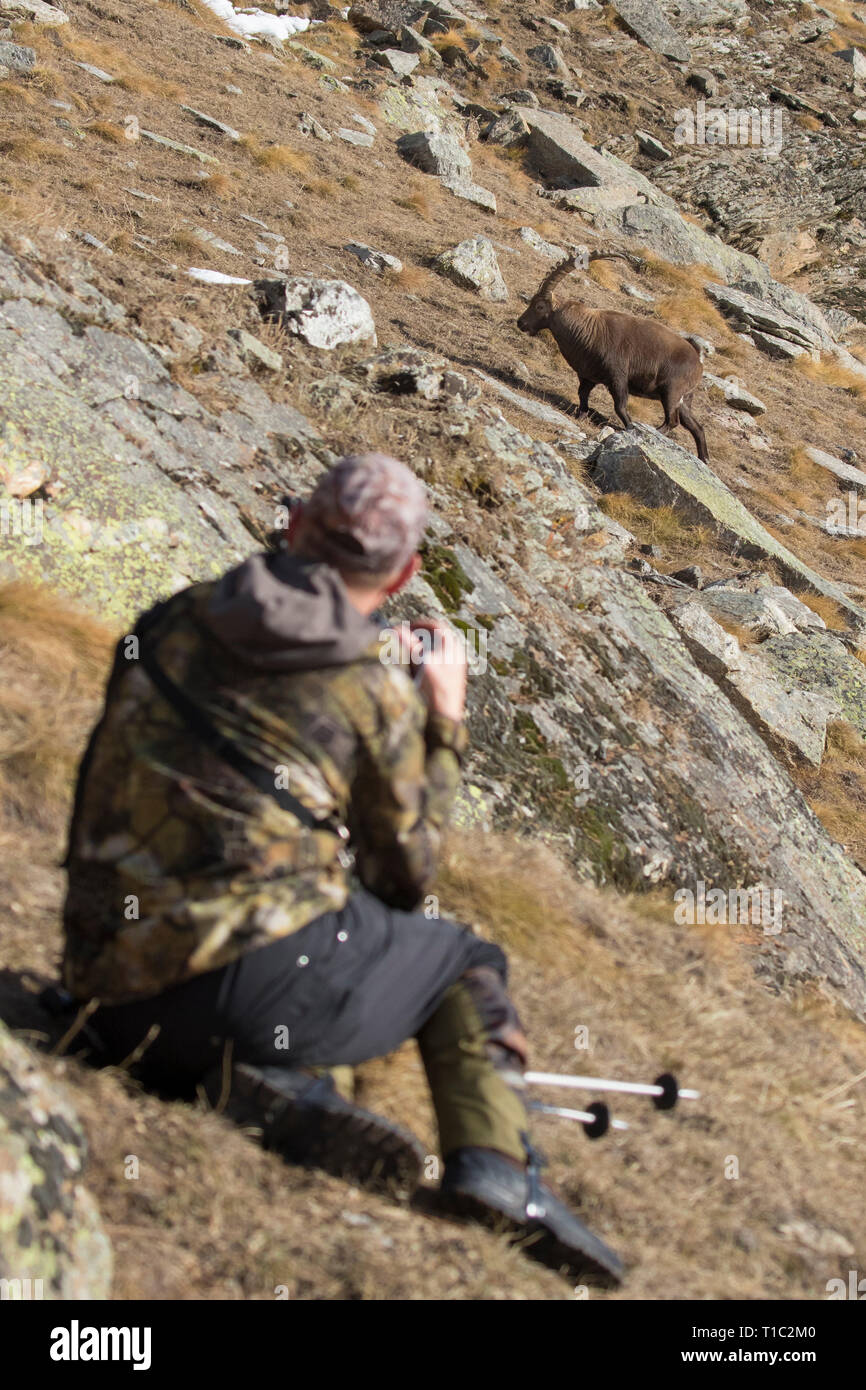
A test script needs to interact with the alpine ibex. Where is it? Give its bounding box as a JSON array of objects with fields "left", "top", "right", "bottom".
[{"left": 517, "top": 249, "right": 709, "bottom": 462}]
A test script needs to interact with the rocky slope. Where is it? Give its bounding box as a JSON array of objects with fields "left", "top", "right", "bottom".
[{"left": 1, "top": 0, "right": 866, "bottom": 1300}]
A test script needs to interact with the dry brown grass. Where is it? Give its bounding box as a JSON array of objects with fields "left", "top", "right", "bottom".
[
  {"left": 794, "top": 355, "right": 866, "bottom": 401},
  {"left": 0, "top": 584, "right": 114, "bottom": 838},
  {"left": 588, "top": 257, "right": 623, "bottom": 291},
  {"left": 241, "top": 137, "right": 310, "bottom": 175},
  {"left": 199, "top": 170, "right": 233, "bottom": 199},
  {"left": 795, "top": 721, "right": 866, "bottom": 873},
  {"left": 394, "top": 188, "right": 435, "bottom": 220},
  {"left": 390, "top": 264, "right": 433, "bottom": 294},
  {"left": 0, "top": 135, "right": 67, "bottom": 163},
  {"left": 656, "top": 290, "right": 738, "bottom": 344},
  {"left": 88, "top": 119, "right": 127, "bottom": 145},
  {"left": 58, "top": 31, "right": 183, "bottom": 98},
  {"left": 597, "top": 493, "right": 711, "bottom": 550},
  {"left": 797, "top": 591, "right": 849, "bottom": 630}
]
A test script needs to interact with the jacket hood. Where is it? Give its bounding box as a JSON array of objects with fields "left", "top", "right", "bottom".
[{"left": 198, "top": 551, "right": 382, "bottom": 673}]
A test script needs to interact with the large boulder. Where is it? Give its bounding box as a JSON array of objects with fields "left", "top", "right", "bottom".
[
  {"left": 433, "top": 236, "right": 508, "bottom": 301},
  {"left": 608, "top": 0, "right": 690, "bottom": 62},
  {"left": 396, "top": 130, "right": 496, "bottom": 211},
  {"left": 669, "top": 597, "right": 838, "bottom": 766},
  {"left": 0, "top": 1022, "right": 112, "bottom": 1299},
  {"left": 515, "top": 108, "right": 674, "bottom": 207},
  {"left": 589, "top": 429, "right": 866, "bottom": 635},
  {"left": 256, "top": 276, "right": 377, "bottom": 351}
]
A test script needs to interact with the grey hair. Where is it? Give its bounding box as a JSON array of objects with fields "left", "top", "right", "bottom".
[{"left": 302, "top": 452, "right": 428, "bottom": 580}]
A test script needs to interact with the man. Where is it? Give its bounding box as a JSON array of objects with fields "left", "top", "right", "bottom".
[{"left": 62, "top": 453, "right": 623, "bottom": 1285}]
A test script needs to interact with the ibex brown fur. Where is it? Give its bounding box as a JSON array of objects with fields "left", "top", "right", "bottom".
[{"left": 517, "top": 249, "right": 709, "bottom": 462}]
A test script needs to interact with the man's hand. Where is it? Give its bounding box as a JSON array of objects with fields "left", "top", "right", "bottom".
[{"left": 408, "top": 618, "right": 467, "bottom": 725}]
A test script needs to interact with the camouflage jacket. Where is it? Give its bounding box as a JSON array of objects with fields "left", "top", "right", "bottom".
[{"left": 62, "top": 552, "right": 467, "bottom": 1004}]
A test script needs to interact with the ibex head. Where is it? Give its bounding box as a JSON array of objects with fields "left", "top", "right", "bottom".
[
  {"left": 516, "top": 251, "right": 581, "bottom": 336},
  {"left": 516, "top": 246, "right": 646, "bottom": 335}
]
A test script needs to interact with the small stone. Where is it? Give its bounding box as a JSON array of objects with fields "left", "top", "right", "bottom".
[
  {"left": 518, "top": 226, "right": 565, "bottom": 260},
  {"left": 140, "top": 130, "right": 219, "bottom": 164},
  {"left": 228, "top": 328, "right": 283, "bottom": 373},
  {"left": 344, "top": 241, "right": 403, "bottom": 273},
  {"left": 835, "top": 47, "right": 866, "bottom": 80},
  {"left": 671, "top": 565, "right": 703, "bottom": 588},
  {"left": 193, "top": 228, "right": 243, "bottom": 256},
  {"left": 527, "top": 42, "right": 570, "bottom": 77},
  {"left": 497, "top": 88, "right": 539, "bottom": 108},
  {"left": 298, "top": 111, "right": 332, "bottom": 140},
  {"left": 337, "top": 128, "right": 375, "bottom": 147},
  {"left": 181, "top": 106, "right": 241, "bottom": 142},
  {"left": 485, "top": 109, "right": 529, "bottom": 148},
  {"left": 636, "top": 129, "right": 671, "bottom": 160},
  {"left": 0, "top": 40, "right": 35, "bottom": 75},
  {"left": 352, "top": 112, "right": 377, "bottom": 135},
  {"left": 73, "top": 59, "right": 113, "bottom": 82},
  {"left": 687, "top": 67, "right": 718, "bottom": 97},
  {"left": 371, "top": 47, "right": 419, "bottom": 76}
]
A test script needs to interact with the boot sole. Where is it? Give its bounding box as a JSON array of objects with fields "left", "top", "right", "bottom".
[
  {"left": 440, "top": 1186, "right": 624, "bottom": 1287},
  {"left": 213, "top": 1064, "right": 424, "bottom": 1200}
]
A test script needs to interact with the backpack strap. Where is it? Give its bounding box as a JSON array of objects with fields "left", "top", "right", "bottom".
[{"left": 138, "top": 644, "right": 346, "bottom": 839}]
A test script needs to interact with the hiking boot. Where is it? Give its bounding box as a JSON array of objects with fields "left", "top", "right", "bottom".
[
  {"left": 203, "top": 1062, "right": 424, "bottom": 1199},
  {"left": 439, "top": 1146, "right": 624, "bottom": 1286}
]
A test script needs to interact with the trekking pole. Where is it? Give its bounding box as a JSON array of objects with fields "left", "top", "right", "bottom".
[
  {"left": 522, "top": 1071, "right": 700, "bottom": 1111},
  {"left": 527, "top": 1099, "right": 628, "bottom": 1139}
]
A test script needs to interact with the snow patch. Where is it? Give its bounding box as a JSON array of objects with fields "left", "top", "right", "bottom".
[
  {"left": 187, "top": 267, "right": 253, "bottom": 285},
  {"left": 199, "top": 1, "right": 312, "bottom": 42}
]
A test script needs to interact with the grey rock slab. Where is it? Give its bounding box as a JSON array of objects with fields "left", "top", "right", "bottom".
[
  {"left": 396, "top": 127, "right": 471, "bottom": 180},
  {"left": 750, "top": 329, "right": 810, "bottom": 362},
  {"left": 337, "top": 127, "right": 375, "bottom": 146},
  {"left": 193, "top": 228, "right": 243, "bottom": 256},
  {"left": 636, "top": 129, "right": 672, "bottom": 160},
  {"left": 516, "top": 107, "right": 675, "bottom": 207},
  {"left": 518, "top": 226, "right": 565, "bottom": 260},
  {"left": 760, "top": 630, "right": 866, "bottom": 742},
  {"left": 371, "top": 47, "right": 419, "bottom": 75},
  {"left": 704, "top": 373, "right": 766, "bottom": 416},
  {"left": 485, "top": 109, "right": 530, "bottom": 148},
  {"left": 805, "top": 447, "right": 866, "bottom": 495},
  {"left": 181, "top": 106, "right": 241, "bottom": 141},
  {"left": 589, "top": 428, "right": 866, "bottom": 633},
  {"left": 527, "top": 43, "right": 571, "bottom": 77},
  {"left": 0, "top": 0, "right": 68, "bottom": 21},
  {"left": 227, "top": 328, "right": 283, "bottom": 372},
  {"left": 608, "top": 0, "right": 690, "bottom": 62},
  {"left": 670, "top": 599, "right": 837, "bottom": 766},
  {"left": 140, "top": 129, "right": 220, "bottom": 164},
  {"left": 835, "top": 47, "right": 866, "bottom": 80},
  {"left": 705, "top": 283, "right": 824, "bottom": 350}
]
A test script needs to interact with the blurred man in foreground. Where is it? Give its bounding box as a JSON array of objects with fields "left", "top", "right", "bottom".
[{"left": 62, "top": 452, "right": 623, "bottom": 1285}]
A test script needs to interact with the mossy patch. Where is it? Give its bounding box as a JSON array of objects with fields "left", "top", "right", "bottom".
[{"left": 419, "top": 542, "right": 473, "bottom": 613}]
